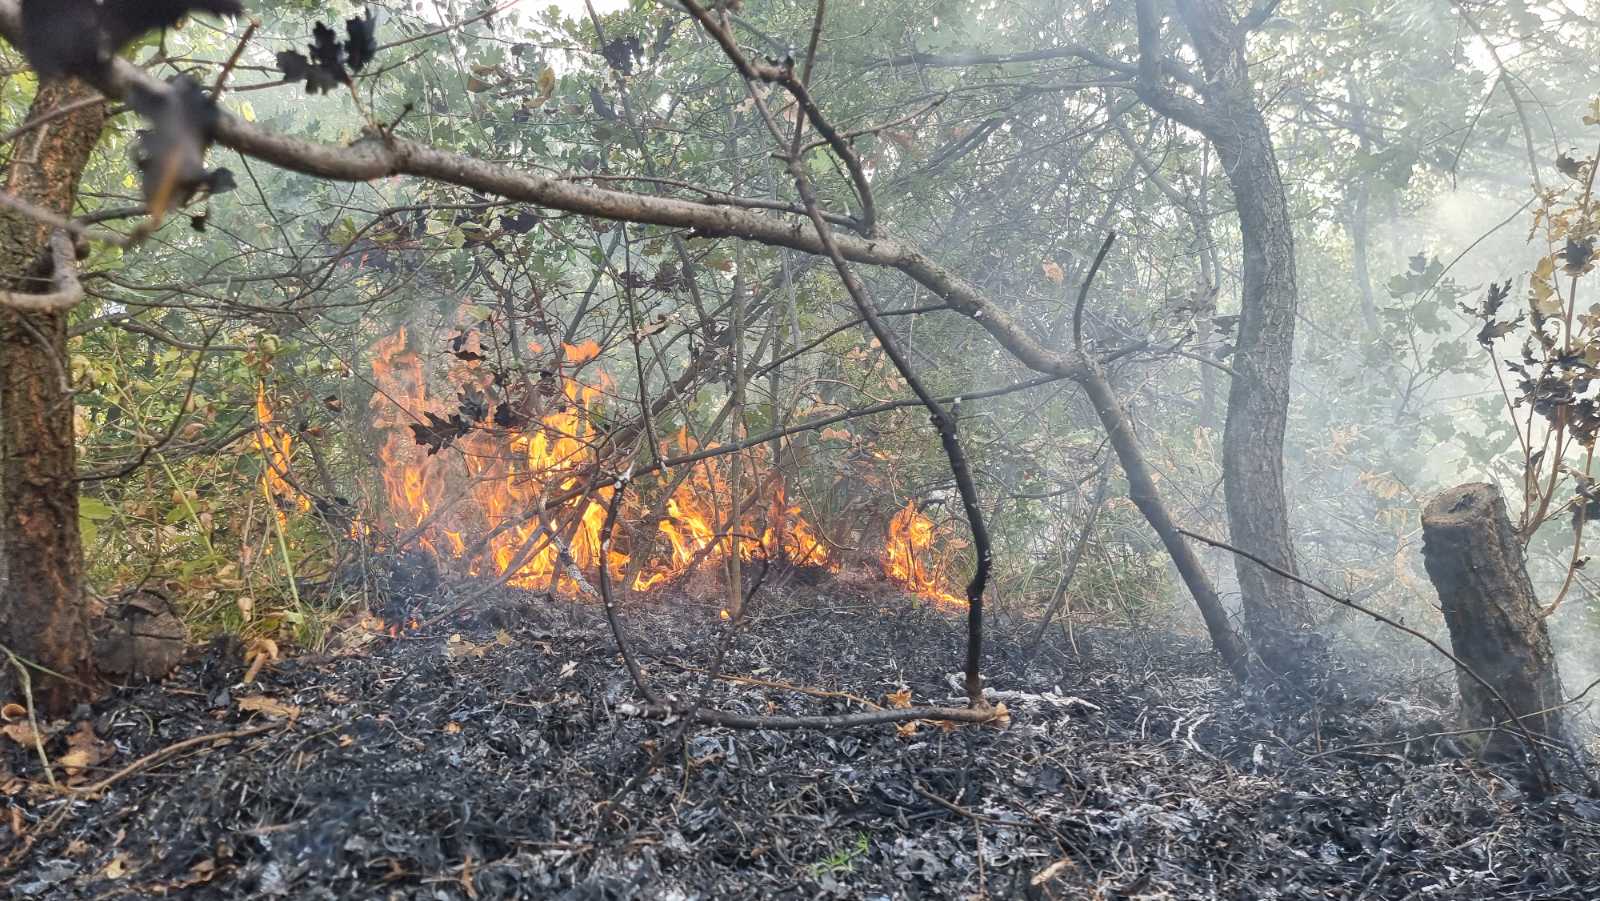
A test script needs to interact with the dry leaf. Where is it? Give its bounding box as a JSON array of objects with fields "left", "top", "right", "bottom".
[
  {"left": 2, "top": 721, "right": 40, "bottom": 746},
  {"left": 444, "top": 721, "right": 462, "bottom": 734},
  {"left": 558, "top": 660, "right": 577, "bottom": 680},
  {"left": 445, "top": 634, "right": 486, "bottom": 660},
  {"left": 58, "top": 722, "right": 112, "bottom": 778},
  {"left": 1041, "top": 260, "right": 1065, "bottom": 285},
  {"left": 1, "top": 702, "right": 25, "bottom": 721},
  {"left": 885, "top": 687, "right": 913, "bottom": 709},
  {"left": 102, "top": 853, "right": 129, "bottom": 879},
  {"left": 895, "top": 721, "right": 918, "bottom": 738},
  {"left": 989, "top": 701, "right": 1011, "bottom": 728},
  {"left": 1031, "top": 857, "right": 1075, "bottom": 886},
  {"left": 245, "top": 637, "right": 280, "bottom": 662},
  {"left": 237, "top": 695, "right": 300, "bottom": 721},
  {"left": 338, "top": 733, "right": 355, "bottom": 748}
]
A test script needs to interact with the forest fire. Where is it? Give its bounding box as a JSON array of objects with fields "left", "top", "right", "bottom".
[
  {"left": 255, "top": 384, "right": 309, "bottom": 519},
  {"left": 362, "top": 327, "right": 858, "bottom": 595},
  {"left": 884, "top": 502, "right": 966, "bottom": 606}
]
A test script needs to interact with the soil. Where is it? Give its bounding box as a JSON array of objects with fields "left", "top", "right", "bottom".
[{"left": 3, "top": 573, "right": 1599, "bottom": 899}]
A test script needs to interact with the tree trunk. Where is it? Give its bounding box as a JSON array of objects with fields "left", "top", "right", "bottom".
[
  {"left": 1420, "top": 483, "right": 1569, "bottom": 758},
  {"left": 0, "top": 78, "right": 108, "bottom": 713},
  {"left": 1172, "top": 0, "right": 1316, "bottom": 674}
]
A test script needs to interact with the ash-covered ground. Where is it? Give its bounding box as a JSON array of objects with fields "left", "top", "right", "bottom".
[{"left": 4, "top": 575, "right": 1599, "bottom": 899}]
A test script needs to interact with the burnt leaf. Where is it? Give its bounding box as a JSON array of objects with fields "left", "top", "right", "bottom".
[
  {"left": 127, "top": 77, "right": 233, "bottom": 215},
  {"left": 278, "top": 23, "right": 349, "bottom": 93},
  {"left": 499, "top": 209, "right": 540, "bottom": 234},
  {"left": 1558, "top": 152, "right": 1587, "bottom": 179},
  {"left": 345, "top": 8, "right": 379, "bottom": 72},
  {"left": 458, "top": 387, "right": 490, "bottom": 423},
  {"left": 1477, "top": 317, "right": 1521, "bottom": 347},
  {"left": 1565, "top": 236, "right": 1596, "bottom": 274},
  {"left": 601, "top": 35, "right": 643, "bottom": 74},
  {"left": 450, "top": 332, "right": 486, "bottom": 362},
  {"left": 409, "top": 412, "right": 470, "bottom": 455},
  {"left": 492, "top": 401, "right": 528, "bottom": 430},
  {"left": 20, "top": 0, "right": 242, "bottom": 80},
  {"left": 652, "top": 262, "right": 680, "bottom": 291},
  {"left": 1485, "top": 280, "right": 1511, "bottom": 318}
]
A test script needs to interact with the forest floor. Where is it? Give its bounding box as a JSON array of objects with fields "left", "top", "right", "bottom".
[{"left": 3, "top": 570, "right": 1600, "bottom": 899}]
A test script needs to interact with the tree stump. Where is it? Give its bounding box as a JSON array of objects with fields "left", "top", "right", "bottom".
[
  {"left": 1420, "top": 483, "right": 1568, "bottom": 758},
  {"left": 92, "top": 590, "right": 186, "bottom": 684}
]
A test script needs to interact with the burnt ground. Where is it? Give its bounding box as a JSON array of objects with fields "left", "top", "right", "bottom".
[{"left": 4, "top": 574, "right": 1600, "bottom": 899}]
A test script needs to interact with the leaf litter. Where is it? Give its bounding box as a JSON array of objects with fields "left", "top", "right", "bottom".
[{"left": 1, "top": 579, "right": 1597, "bottom": 898}]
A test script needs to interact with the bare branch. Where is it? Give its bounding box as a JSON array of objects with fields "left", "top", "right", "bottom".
[{"left": 0, "top": 230, "right": 82, "bottom": 312}]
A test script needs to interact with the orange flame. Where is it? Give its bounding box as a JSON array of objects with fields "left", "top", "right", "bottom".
[
  {"left": 364, "top": 325, "right": 979, "bottom": 600},
  {"left": 884, "top": 502, "right": 966, "bottom": 606},
  {"left": 255, "top": 384, "right": 309, "bottom": 516}
]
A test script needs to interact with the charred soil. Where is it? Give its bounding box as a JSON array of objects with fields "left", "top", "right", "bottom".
[{"left": 3, "top": 578, "right": 1599, "bottom": 899}]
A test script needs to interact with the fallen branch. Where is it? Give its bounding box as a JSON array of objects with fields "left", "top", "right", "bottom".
[
  {"left": 68, "top": 724, "right": 282, "bottom": 798},
  {"left": 618, "top": 701, "right": 1003, "bottom": 731}
]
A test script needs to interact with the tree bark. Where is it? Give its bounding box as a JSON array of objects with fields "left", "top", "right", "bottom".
[
  {"left": 1420, "top": 483, "right": 1569, "bottom": 758},
  {"left": 1167, "top": 0, "right": 1316, "bottom": 673},
  {"left": 0, "top": 78, "right": 108, "bottom": 713}
]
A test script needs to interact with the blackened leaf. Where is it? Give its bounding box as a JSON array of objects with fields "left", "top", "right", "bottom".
[
  {"left": 409, "top": 412, "right": 470, "bottom": 455},
  {"left": 276, "top": 50, "right": 312, "bottom": 83},
  {"left": 345, "top": 8, "right": 379, "bottom": 72},
  {"left": 1478, "top": 318, "right": 1519, "bottom": 346},
  {"left": 279, "top": 23, "right": 349, "bottom": 93},
  {"left": 499, "top": 209, "right": 540, "bottom": 234},
  {"left": 1566, "top": 236, "right": 1596, "bottom": 274},
  {"left": 652, "top": 262, "right": 679, "bottom": 291},
  {"left": 492, "top": 401, "right": 528, "bottom": 430},
  {"left": 1485, "top": 280, "right": 1511, "bottom": 317},
  {"left": 190, "top": 213, "right": 208, "bottom": 232},
  {"left": 458, "top": 387, "right": 490, "bottom": 423},
  {"left": 450, "top": 332, "right": 486, "bottom": 361},
  {"left": 127, "top": 77, "right": 229, "bottom": 215},
  {"left": 310, "top": 22, "right": 350, "bottom": 88},
  {"left": 1558, "top": 152, "right": 1586, "bottom": 179},
  {"left": 20, "top": 0, "right": 242, "bottom": 80},
  {"left": 601, "top": 35, "right": 643, "bottom": 74}
]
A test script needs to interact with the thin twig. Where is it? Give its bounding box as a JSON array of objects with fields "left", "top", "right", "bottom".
[{"left": 2, "top": 645, "right": 59, "bottom": 790}]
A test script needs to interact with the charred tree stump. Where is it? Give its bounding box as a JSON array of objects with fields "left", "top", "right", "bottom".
[{"left": 1421, "top": 483, "right": 1568, "bottom": 759}]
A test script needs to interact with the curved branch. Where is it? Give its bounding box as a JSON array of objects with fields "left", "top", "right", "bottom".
[{"left": 0, "top": 230, "right": 82, "bottom": 312}]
